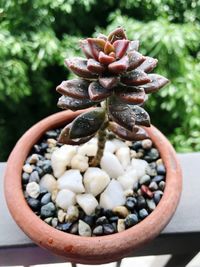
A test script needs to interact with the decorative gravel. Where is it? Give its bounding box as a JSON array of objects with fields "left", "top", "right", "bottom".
[{"left": 22, "top": 128, "right": 166, "bottom": 236}]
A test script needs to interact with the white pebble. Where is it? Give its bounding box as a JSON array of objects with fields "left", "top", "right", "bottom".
[
  {"left": 117, "top": 169, "right": 139, "bottom": 190},
  {"left": 84, "top": 167, "right": 110, "bottom": 196},
  {"left": 55, "top": 189, "right": 76, "bottom": 210},
  {"left": 76, "top": 193, "right": 98, "bottom": 215},
  {"left": 78, "top": 142, "right": 98, "bottom": 157},
  {"left": 39, "top": 174, "right": 57, "bottom": 193},
  {"left": 112, "top": 139, "right": 127, "bottom": 150},
  {"left": 116, "top": 146, "right": 131, "bottom": 170},
  {"left": 142, "top": 139, "right": 152, "bottom": 149},
  {"left": 71, "top": 154, "right": 89, "bottom": 172},
  {"left": 100, "top": 180, "right": 125, "bottom": 210},
  {"left": 100, "top": 152, "right": 124, "bottom": 179},
  {"left": 131, "top": 158, "right": 148, "bottom": 177},
  {"left": 130, "top": 150, "right": 137, "bottom": 158},
  {"left": 51, "top": 145, "right": 77, "bottom": 178},
  {"left": 57, "top": 209, "right": 66, "bottom": 223},
  {"left": 23, "top": 164, "right": 33, "bottom": 174},
  {"left": 104, "top": 140, "right": 117, "bottom": 153},
  {"left": 78, "top": 220, "right": 91, "bottom": 237},
  {"left": 28, "top": 154, "right": 39, "bottom": 164},
  {"left": 26, "top": 182, "right": 40, "bottom": 198},
  {"left": 57, "top": 169, "right": 85, "bottom": 194},
  {"left": 66, "top": 205, "right": 79, "bottom": 222}
]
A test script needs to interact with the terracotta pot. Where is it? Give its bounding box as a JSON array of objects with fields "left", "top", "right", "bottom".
[{"left": 4, "top": 110, "right": 182, "bottom": 264}]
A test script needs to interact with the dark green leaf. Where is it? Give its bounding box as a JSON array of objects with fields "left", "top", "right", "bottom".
[
  {"left": 127, "top": 51, "right": 145, "bottom": 71},
  {"left": 88, "top": 82, "right": 112, "bottom": 101},
  {"left": 58, "top": 123, "right": 94, "bottom": 145},
  {"left": 109, "top": 122, "right": 149, "bottom": 141},
  {"left": 56, "top": 79, "right": 90, "bottom": 99},
  {"left": 130, "top": 105, "right": 151, "bottom": 127},
  {"left": 136, "top": 57, "right": 158, "bottom": 73},
  {"left": 65, "top": 57, "right": 97, "bottom": 79},
  {"left": 98, "top": 76, "right": 119, "bottom": 89},
  {"left": 57, "top": 95, "right": 96, "bottom": 111},
  {"left": 143, "top": 74, "right": 169, "bottom": 93},
  {"left": 69, "top": 108, "right": 105, "bottom": 139},
  {"left": 121, "top": 70, "right": 151, "bottom": 85},
  {"left": 108, "top": 96, "right": 135, "bottom": 131},
  {"left": 115, "top": 86, "right": 146, "bottom": 104}
]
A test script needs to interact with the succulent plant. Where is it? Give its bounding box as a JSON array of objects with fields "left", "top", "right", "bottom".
[{"left": 56, "top": 27, "right": 169, "bottom": 164}]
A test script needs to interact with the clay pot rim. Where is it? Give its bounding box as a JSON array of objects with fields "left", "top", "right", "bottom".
[{"left": 4, "top": 110, "right": 182, "bottom": 264}]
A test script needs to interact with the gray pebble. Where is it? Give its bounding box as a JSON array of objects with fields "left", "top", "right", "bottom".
[
  {"left": 93, "top": 225, "right": 103, "bottom": 236},
  {"left": 146, "top": 199, "right": 156, "bottom": 211},
  {"left": 41, "top": 202, "right": 56, "bottom": 218},
  {"left": 139, "top": 209, "right": 148, "bottom": 219},
  {"left": 125, "top": 214, "right": 138, "bottom": 228},
  {"left": 41, "top": 193, "right": 51, "bottom": 206},
  {"left": 70, "top": 223, "right": 78, "bottom": 234},
  {"left": 157, "top": 164, "right": 166, "bottom": 175},
  {"left": 146, "top": 165, "right": 157, "bottom": 177},
  {"left": 44, "top": 217, "right": 52, "bottom": 224},
  {"left": 96, "top": 216, "right": 108, "bottom": 225},
  {"left": 29, "top": 171, "right": 40, "bottom": 183},
  {"left": 154, "top": 191, "right": 163, "bottom": 204},
  {"left": 22, "top": 172, "right": 30, "bottom": 184},
  {"left": 142, "top": 139, "right": 152, "bottom": 149},
  {"left": 78, "top": 220, "right": 91, "bottom": 237},
  {"left": 103, "top": 224, "right": 115, "bottom": 235},
  {"left": 51, "top": 217, "right": 58, "bottom": 228},
  {"left": 139, "top": 174, "right": 150, "bottom": 185},
  {"left": 159, "top": 181, "right": 166, "bottom": 190},
  {"left": 152, "top": 175, "right": 164, "bottom": 183},
  {"left": 149, "top": 181, "right": 158, "bottom": 191},
  {"left": 27, "top": 197, "right": 40, "bottom": 211}
]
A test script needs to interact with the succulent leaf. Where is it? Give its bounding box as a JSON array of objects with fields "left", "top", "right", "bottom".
[
  {"left": 65, "top": 58, "right": 97, "bottom": 79},
  {"left": 104, "top": 41, "right": 115, "bottom": 54},
  {"left": 127, "top": 51, "right": 146, "bottom": 71},
  {"left": 57, "top": 95, "right": 96, "bottom": 111},
  {"left": 143, "top": 74, "right": 169, "bottom": 93},
  {"left": 115, "top": 86, "right": 146, "bottom": 104},
  {"left": 98, "top": 76, "right": 119, "bottom": 89},
  {"left": 128, "top": 40, "right": 140, "bottom": 52},
  {"left": 87, "top": 38, "right": 106, "bottom": 60},
  {"left": 121, "top": 69, "right": 151, "bottom": 85},
  {"left": 109, "top": 122, "right": 149, "bottom": 141},
  {"left": 87, "top": 58, "right": 105, "bottom": 74},
  {"left": 130, "top": 105, "right": 151, "bottom": 127},
  {"left": 58, "top": 123, "right": 94, "bottom": 145},
  {"left": 56, "top": 79, "right": 89, "bottom": 99},
  {"left": 108, "top": 96, "right": 135, "bottom": 131},
  {"left": 137, "top": 56, "right": 158, "bottom": 73},
  {"left": 88, "top": 81, "right": 112, "bottom": 101},
  {"left": 108, "top": 55, "right": 129, "bottom": 74},
  {"left": 80, "top": 40, "right": 93, "bottom": 59},
  {"left": 108, "top": 27, "right": 127, "bottom": 43},
  {"left": 113, "top": 40, "right": 129, "bottom": 59},
  {"left": 69, "top": 108, "right": 105, "bottom": 139},
  {"left": 98, "top": 51, "right": 115, "bottom": 65}
]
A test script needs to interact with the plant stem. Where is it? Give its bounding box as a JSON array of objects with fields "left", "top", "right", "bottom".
[{"left": 90, "top": 120, "right": 108, "bottom": 167}]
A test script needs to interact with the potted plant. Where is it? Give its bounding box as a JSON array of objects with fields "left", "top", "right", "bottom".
[{"left": 4, "top": 27, "right": 182, "bottom": 264}]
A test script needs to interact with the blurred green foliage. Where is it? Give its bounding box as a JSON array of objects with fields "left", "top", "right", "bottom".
[{"left": 0, "top": 0, "right": 200, "bottom": 160}]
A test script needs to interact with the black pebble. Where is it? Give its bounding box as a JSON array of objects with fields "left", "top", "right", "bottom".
[
  {"left": 109, "top": 216, "right": 119, "bottom": 223},
  {"left": 27, "top": 197, "right": 40, "bottom": 211},
  {"left": 131, "top": 141, "right": 142, "bottom": 151},
  {"left": 157, "top": 164, "right": 166, "bottom": 175},
  {"left": 103, "top": 209, "right": 115, "bottom": 218},
  {"left": 137, "top": 196, "right": 146, "bottom": 209},
  {"left": 41, "top": 192, "right": 51, "bottom": 205},
  {"left": 154, "top": 191, "right": 163, "bottom": 204},
  {"left": 139, "top": 209, "right": 148, "bottom": 219},
  {"left": 22, "top": 172, "right": 30, "bottom": 184},
  {"left": 125, "top": 214, "right": 139, "bottom": 228},
  {"left": 35, "top": 167, "right": 44, "bottom": 177},
  {"left": 93, "top": 225, "right": 103, "bottom": 236},
  {"left": 45, "top": 130, "right": 58, "bottom": 139},
  {"left": 103, "top": 224, "right": 115, "bottom": 235},
  {"left": 83, "top": 215, "right": 95, "bottom": 227},
  {"left": 96, "top": 216, "right": 109, "bottom": 225},
  {"left": 152, "top": 175, "right": 164, "bottom": 183},
  {"left": 29, "top": 171, "right": 40, "bottom": 183},
  {"left": 57, "top": 222, "right": 72, "bottom": 232},
  {"left": 125, "top": 197, "right": 137, "bottom": 210},
  {"left": 41, "top": 202, "right": 56, "bottom": 218},
  {"left": 42, "top": 160, "right": 52, "bottom": 174},
  {"left": 95, "top": 205, "right": 104, "bottom": 217}
]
